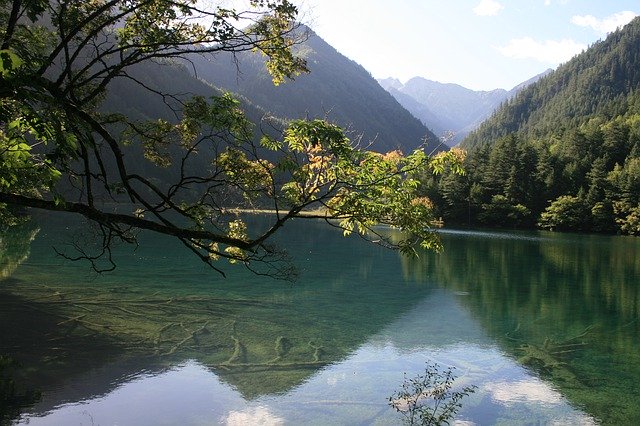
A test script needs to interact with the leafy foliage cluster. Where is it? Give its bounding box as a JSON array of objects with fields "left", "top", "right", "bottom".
[{"left": 424, "top": 17, "right": 640, "bottom": 234}]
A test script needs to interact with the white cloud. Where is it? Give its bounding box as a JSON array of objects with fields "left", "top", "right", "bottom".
[
  {"left": 571, "top": 11, "right": 638, "bottom": 34},
  {"left": 497, "top": 37, "right": 586, "bottom": 63},
  {"left": 473, "top": 0, "right": 504, "bottom": 16},
  {"left": 544, "top": 0, "right": 571, "bottom": 5},
  {"left": 485, "top": 379, "right": 598, "bottom": 424}
]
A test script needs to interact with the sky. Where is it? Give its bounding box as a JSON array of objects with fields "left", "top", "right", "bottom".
[{"left": 293, "top": 0, "right": 639, "bottom": 91}]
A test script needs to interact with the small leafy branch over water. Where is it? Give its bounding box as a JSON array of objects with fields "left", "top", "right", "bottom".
[{"left": 389, "top": 362, "right": 476, "bottom": 425}]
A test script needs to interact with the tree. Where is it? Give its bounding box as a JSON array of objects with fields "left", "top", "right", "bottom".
[
  {"left": 607, "top": 156, "right": 640, "bottom": 234},
  {"left": 478, "top": 194, "right": 530, "bottom": 227},
  {"left": 613, "top": 202, "right": 640, "bottom": 235},
  {"left": 586, "top": 157, "right": 609, "bottom": 206},
  {"left": 481, "top": 134, "right": 519, "bottom": 197},
  {"left": 0, "top": 0, "right": 463, "bottom": 278},
  {"left": 538, "top": 195, "right": 590, "bottom": 231}
]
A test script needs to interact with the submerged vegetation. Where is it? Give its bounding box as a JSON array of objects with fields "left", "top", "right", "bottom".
[{"left": 0, "top": 278, "right": 337, "bottom": 400}]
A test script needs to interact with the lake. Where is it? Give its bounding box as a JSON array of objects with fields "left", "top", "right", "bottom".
[{"left": 1, "top": 213, "right": 639, "bottom": 425}]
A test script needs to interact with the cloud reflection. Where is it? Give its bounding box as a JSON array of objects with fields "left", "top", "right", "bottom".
[
  {"left": 226, "top": 406, "right": 284, "bottom": 426},
  {"left": 485, "top": 379, "right": 563, "bottom": 405}
]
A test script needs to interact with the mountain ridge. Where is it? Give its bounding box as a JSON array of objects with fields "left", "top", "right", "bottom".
[
  {"left": 187, "top": 27, "right": 441, "bottom": 154},
  {"left": 378, "top": 70, "right": 551, "bottom": 145}
]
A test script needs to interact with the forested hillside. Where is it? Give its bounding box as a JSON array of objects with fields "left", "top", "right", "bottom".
[
  {"left": 187, "top": 28, "right": 440, "bottom": 154},
  {"left": 424, "top": 17, "right": 640, "bottom": 235},
  {"left": 99, "top": 60, "right": 282, "bottom": 187},
  {"left": 94, "top": 29, "right": 444, "bottom": 197},
  {"left": 464, "top": 18, "right": 640, "bottom": 149}
]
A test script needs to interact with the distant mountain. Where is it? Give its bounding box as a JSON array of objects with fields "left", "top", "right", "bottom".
[
  {"left": 187, "top": 28, "right": 441, "bottom": 154},
  {"left": 463, "top": 17, "right": 640, "bottom": 150},
  {"left": 378, "top": 71, "right": 551, "bottom": 145},
  {"left": 377, "top": 80, "right": 458, "bottom": 143}
]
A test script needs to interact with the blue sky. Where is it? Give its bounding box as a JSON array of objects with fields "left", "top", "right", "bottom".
[{"left": 297, "top": 0, "right": 639, "bottom": 90}]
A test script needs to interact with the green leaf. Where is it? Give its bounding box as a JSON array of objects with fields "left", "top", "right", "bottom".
[
  {"left": 0, "top": 50, "right": 23, "bottom": 77},
  {"left": 53, "top": 195, "right": 66, "bottom": 206},
  {"left": 260, "top": 135, "right": 282, "bottom": 150}
]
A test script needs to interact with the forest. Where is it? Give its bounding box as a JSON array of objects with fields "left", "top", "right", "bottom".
[{"left": 423, "top": 17, "right": 640, "bottom": 235}]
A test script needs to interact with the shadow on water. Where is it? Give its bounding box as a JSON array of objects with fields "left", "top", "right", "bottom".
[
  {"left": 0, "top": 286, "right": 135, "bottom": 419},
  {"left": 1, "top": 214, "right": 436, "bottom": 422},
  {"left": 1, "top": 220, "right": 154, "bottom": 422},
  {"left": 398, "top": 227, "right": 640, "bottom": 425}
]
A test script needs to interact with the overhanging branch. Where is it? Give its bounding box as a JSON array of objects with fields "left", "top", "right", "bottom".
[{"left": 0, "top": 192, "right": 251, "bottom": 249}]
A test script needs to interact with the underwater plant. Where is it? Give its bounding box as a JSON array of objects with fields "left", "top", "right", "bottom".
[{"left": 389, "top": 362, "right": 476, "bottom": 425}]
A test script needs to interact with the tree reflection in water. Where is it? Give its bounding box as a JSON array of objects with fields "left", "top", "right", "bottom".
[{"left": 397, "top": 228, "right": 640, "bottom": 425}]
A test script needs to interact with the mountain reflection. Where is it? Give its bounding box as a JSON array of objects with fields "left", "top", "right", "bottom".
[
  {"left": 398, "top": 228, "right": 640, "bottom": 425},
  {"left": 2, "top": 215, "right": 434, "bottom": 420}
]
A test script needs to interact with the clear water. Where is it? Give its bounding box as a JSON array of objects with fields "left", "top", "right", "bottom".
[{"left": 1, "top": 213, "right": 639, "bottom": 425}]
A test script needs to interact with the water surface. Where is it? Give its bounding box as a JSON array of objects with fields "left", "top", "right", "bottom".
[{"left": 1, "top": 214, "right": 638, "bottom": 424}]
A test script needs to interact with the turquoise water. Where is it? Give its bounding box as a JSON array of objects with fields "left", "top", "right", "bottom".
[{"left": 1, "top": 214, "right": 639, "bottom": 424}]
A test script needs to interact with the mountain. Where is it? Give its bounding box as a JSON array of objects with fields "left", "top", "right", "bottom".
[
  {"left": 98, "top": 59, "right": 284, "bottom": 187},
  {"left": 428, "top": 17, "right": 640, "bottom": 235},
  {"left": 187, "top": 27, "right": 441, "bottom": 154},
  {"left": 377, "top": 80, "right": 458, "bottom": 143},
  {"left": 378, "top": 71, "right": 551, "bottom": 145},
  {"left": 463, "top": 17, "right": 640, "bottom": 150},
  {"left": 84, "top": 28, "right": 444, "bottom": 204},
  {"left": 508, "top": 69, "right": 553, "bottom": 93}
]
